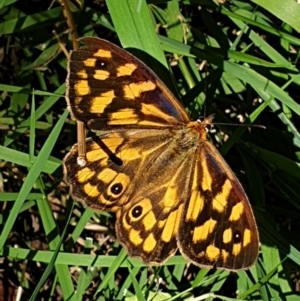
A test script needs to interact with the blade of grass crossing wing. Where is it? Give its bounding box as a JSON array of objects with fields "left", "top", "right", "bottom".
[
  {"left": 106, "top": 0, "right": 178, "bottom": 94},
  {"left": 106, "top": 0, "right": 166, "bottom": 66}
]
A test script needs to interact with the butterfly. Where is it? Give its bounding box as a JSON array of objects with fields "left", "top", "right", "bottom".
[{"left": 63, "top": 37, "right": 259, "bottom": 270}]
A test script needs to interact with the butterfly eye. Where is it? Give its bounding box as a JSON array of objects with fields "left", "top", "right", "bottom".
[
  {"left": 233, "top": 231, "right": 242, "bottom": 243},
  {"left": 131, "top": 205, "right": 143, "bottom": 218},
  {"left": 111, "top": 183, "right": 123, "bottom": 195}
]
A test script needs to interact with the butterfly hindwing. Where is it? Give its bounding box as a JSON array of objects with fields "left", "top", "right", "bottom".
[
  {"left": 115, "top": 131, "right": 197, "bottom": 264},
  {"left": 64, "top": 127, "right": 196, "bottom": 264},
  {"left": 64, "top": 129, "right": 178, "bottom": 212}
]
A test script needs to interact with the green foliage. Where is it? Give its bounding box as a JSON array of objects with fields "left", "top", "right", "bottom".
[{"left": 0, "top": 0, "right": 300, "bottom": 300}]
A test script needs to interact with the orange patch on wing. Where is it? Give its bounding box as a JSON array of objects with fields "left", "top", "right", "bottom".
[
  {"left": 193, "top": 218, "right": 217, "bottom": 242},
  {"left": 86, "top": 136, "right": 124, "bottom": 162},
  {"left": 140, "top": 103, "right": 177, "bottom": 124},
  {"left": 222, "top": 228, "right": 232, "bottom": 244},
  {"left": 129, "top": 229, "right": 143, "bottom": 245},
  {"left": 120, "top": 144, "right": 159, "bottom": 161},
  {"left": 143, "top": 211, "right": 157, "bottom": 231},
  {"left": 76, "top": 70, "right": 88, "bottom": 78},
  {"left": 163, "top": 186, "right": 177, "bottom": 208},
  {"left": 75, "top": 81, "right": 90, "bottom": 96},
  {"left": 83, "top": 58, "right": 96, "bottom": 67},
  {"left": 94, "top": 70, "right": 110, "bottom": 80},
  {"left": 77, "top": 167, "right": 95, "bottom": 183},
  {"left": 108, "top": 109, "right": 139, "bottom": 124},
  {"left": 213, "top": 179, "right": 231, "bottom": 212},
  {"left": 138, "top": 120, "right": 170, "bottom": 127},
  {"left": 206, "top": 245, "right": 220, "bottom": 261},
  {"left": 83, "top": 182, "right": 100, "bottom": 197},
  {"left": 232, "top": 243, "right": 242, "bottom": 256},
  {"left": 229, "top": 202, "right": 244, "bottom": 221},
  {"left": 93, "top": 49, "right": 112, "bottom": 58},
  {"left": 98, "top": 168, "right": 118, "bottom": 184},
  {"left": 186, "top": 165, "right": 204, "bottom": 221},
  {"left": 123, "top": 81, "right": 156, "bottom": 99},
  {"left": 86, "top": 148, "right": 106, "bottom": 163},
  {"left": 161, "top": 206, "right": 181, "bottom": 243},
  {"left": 143, "top": 233, "right": 157, "bottom": 252},
  {"left": 74, "top": 97, "right": 82, "bottom": 106},
  {"left": 243, "top": 229, "right": 251, "bottom": 246},
  {"left": 90, "top": 90, "right": 115, "bottom": 113},
  {"left": 201, "top": 159, "right": 212, "bottom": 191},
  {"left": 222, "top": 249, "right": 229, "bottom": 261},
  {"left": 117, "top": 63, "right": 137, "bottom": 77}
]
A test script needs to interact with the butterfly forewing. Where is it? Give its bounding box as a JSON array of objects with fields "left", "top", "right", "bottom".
[
  {"left": 66, "top": 37, "right": 189, "bottom": 131},
  {"left": 178, "top": 138, "right": 259, "bottom": 270},
  {"left": 64, "top": 37, "right": 259, "bottom": 271}
]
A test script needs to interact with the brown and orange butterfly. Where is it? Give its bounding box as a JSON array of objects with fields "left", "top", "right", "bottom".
[{"left": 63, "top": 37, "right": 259, "bottom": 270}]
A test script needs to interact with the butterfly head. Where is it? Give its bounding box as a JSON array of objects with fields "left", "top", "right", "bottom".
[{"left": 187, "top": 115, "right": 215, "bottom": 141}]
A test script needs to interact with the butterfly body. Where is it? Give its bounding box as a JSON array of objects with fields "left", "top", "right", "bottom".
[{"left": 64, "top": 37, "right": 259, "bottom": 270}]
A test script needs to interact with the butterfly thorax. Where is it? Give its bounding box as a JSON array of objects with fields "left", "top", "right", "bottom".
[{"left": 187, "top": 120, "right": 208, "bottom": 141}]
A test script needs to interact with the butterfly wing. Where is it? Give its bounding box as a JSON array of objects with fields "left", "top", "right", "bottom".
[
  {"left": 115, "top": 135, "right": 198, "bottom": 264},
  {"left": 66, "top": 37, "right": 190, "bottom": 131},
  {"left": 64, "top": 37, "right": 194, "bottom": 264},
  {"left": 178, "top": 138, "right": 259, "bottom": 270},
  {"left": 64, "top": 129, "right": 176, "bottom": 211},
  {"left": 64, "top": 127, "right": 199, "bottom": 264}
]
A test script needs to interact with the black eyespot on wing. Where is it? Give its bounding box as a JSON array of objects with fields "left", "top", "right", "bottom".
[
  {"left": 111, "top": 183, "right": 123, "bottom": 195},
  {"left": 233, "top": 230, "right": 242, "bottom": 243},
  {"left": 95, "top": 59, "right": 107, "bottom": 69},
  {"left": 132, "top": 205, "right": 143, "bottom": 218}
]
